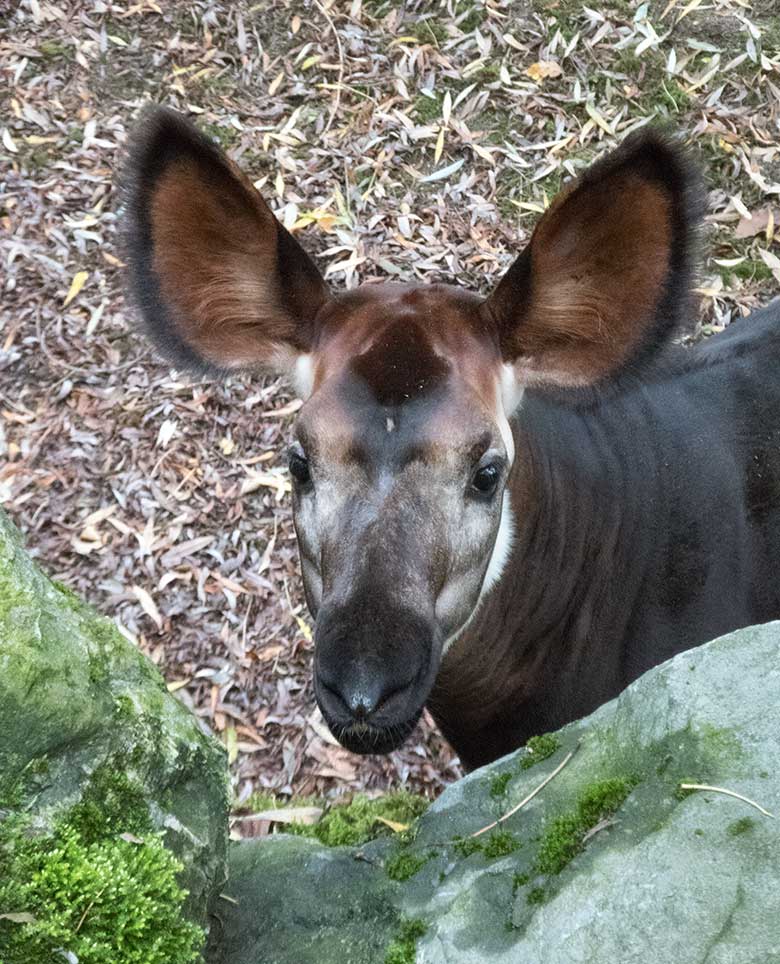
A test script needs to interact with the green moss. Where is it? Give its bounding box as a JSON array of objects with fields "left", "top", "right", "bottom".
[
  {"left": 457, "top": 4, "right": 484, "bottom": 33},
  {"left": 535, "top": 813, "right": 582, "bottom": 875},
  {"left": 385, "top": 850, "right": 433, "bottom": 882},
  {"left": 453, "top": 829, "right": 520, "bottom": 859},
  {"left": 482, "top": 829, "right": 521, "bottom": 858},
  {"left": 453, "top": 834, "right": 484, "bottom": 858},
  {"left": 200, "top": 123, "right": 240, "bottom": 149},
  {"left": 674, "top": 782, "right": 697, "bottom": 802},
  {"left": 67, "top": 762, "right": 153, "bottom": 843},
  {"left": 534, "top": 776, "right": 637, "bottom": 875},
  {"left": 727, "top": 816, "right": 755, "bottom": 836},
  {"left": 512, "top": 872, "right": 530, "bottom": 893},
  {"left": 721, "top": 259, "right": 774, "bottom": 284},
  {"left": 287, "top": 792, "right": 429, "bottom": 847},
  {"left": 384, "top": 917, "right": 427, "bottom": 964},
  {"left": 412, "top": 93, "right": 442, "bottom": 124},
  {"left": 526, "top": 886, "right": 547, "bottom": 905},
  {"left": 37, "top": 39, "right": 70, "bottom": 60},
  {"left": 0, "top": 820, "right": 201, "bottom": 964},
  {"left": 422, "top": 19, "right": 448, "bottom": 43},
  {"left": 519, "top": 733, "right": 561, "bottom": 770},
  {"left": 490, "top": 772, "right": 512, "bottom": 798}
]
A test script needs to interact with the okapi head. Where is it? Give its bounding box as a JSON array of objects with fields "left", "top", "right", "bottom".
[{"left": 123, "top": 107, "right": 698, "bottom": 755}]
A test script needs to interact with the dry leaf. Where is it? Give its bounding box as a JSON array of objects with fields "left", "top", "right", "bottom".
[
  {"left": 132, "top": 585, "right": 163, "bottom": 630},
  {"left": 63, "top": 271, "right": 88, "bottom": 307},
  {"left": 238, "top": 806, "right": 323, "bottom": 825},
  {"left": 525, "top": 61, "right": 562, "bottom": 82},
  {"left": 735, "top": 208, "right": 779, "bottom": 239},
  {"left": 375, "top": 816, "right": 409, "bottom": 832}
]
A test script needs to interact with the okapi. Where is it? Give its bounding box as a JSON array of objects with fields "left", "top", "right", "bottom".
[{"left": 123, "top": 107, "right": 780, "bottom": 771}]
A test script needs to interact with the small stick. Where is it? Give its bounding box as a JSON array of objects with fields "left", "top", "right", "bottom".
[
  {"left": 679, "top": 783, "right": 775, "bottom": 818},
  {"left": 471, "top": 742, "right": 581, "bottom": 838}
]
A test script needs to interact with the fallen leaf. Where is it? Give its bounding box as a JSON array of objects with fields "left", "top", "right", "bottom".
[
  {"left": 758, "top": 248, "right": 780, "bottom": 283},
  {"left": 419, "top": 157, "right": 465, "bottom": 183},
  {"left": 63, "top": 271, "right": 89, "bottom": 307},
  {"left": 132, "top": 585, "right": 163, "bottom": 630},
  {"left": 375, "top": 816, "right": 409, "bottom": 833},
  {"left": 525, "top": 61, "right": 562, "bottom": 82},
  {"left": 735, "top": 208, "right": 779, "bottom": 239},
  {"left": 237, "top": 806, "right": 323, "bottom": 825},
  {"left": 119, "top": 832, "right": 145, "bottom": 844}
]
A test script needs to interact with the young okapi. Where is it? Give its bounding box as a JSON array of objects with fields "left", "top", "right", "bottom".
[{"left": 123, "top": 107, "right": 780, "bottom": 771}]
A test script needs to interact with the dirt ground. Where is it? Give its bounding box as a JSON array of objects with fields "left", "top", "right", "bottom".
[{"left": 1, "top": 0, "right": 779, "bottom": 811}]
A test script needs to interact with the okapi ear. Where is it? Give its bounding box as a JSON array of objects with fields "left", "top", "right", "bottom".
[
  {"left": 122, "top": 106, "right": 329, "bottom": 380},
  {"left": 482, "top": 130, "right": 702, "bottom": 394}
]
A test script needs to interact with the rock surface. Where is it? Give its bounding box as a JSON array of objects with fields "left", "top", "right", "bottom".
[
  {"left": 0, "top": 508, "right": 230, "bottom": 924},
  {"left": 212, "top": 622, "right": 780, "bottom": 964}
]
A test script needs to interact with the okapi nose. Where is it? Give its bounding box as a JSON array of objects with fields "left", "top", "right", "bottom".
[{"left": 319, "top": 669, "right": 396, "bottom": 722}]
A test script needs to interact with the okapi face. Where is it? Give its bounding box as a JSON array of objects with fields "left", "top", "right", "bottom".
[{"left": 123, "top": 108, "right": 698, "bottom": 755}]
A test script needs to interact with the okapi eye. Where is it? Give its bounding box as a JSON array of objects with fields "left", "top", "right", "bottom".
[
  {"left": 471, "top": 463, "right": 500, "bottom": 496},
  {"left": 288, "top": 446, "right": 311, "bottom": 487}
]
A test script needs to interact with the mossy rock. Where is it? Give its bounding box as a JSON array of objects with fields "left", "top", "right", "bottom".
[
  {"left": 212, "top": 622, "right": 780, "bottom": 963},
  {"left": 0, "top": 509, "right": 230, "bottom": 960}
]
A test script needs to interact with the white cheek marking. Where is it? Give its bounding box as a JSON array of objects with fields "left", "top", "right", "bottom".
[
  {"left": 386, "top": 417, "right": 396, "bottom": 433},
  {"left": 442, "top": 491, "right": 515, "bottom": 657},
  {"left": 481, "top": 490, "right": 515, "bottom": 597},
  {"left": 500, "top": 361, "right": 524, "bottom": 419},
  {"left": 293, "top": 353, "right": 315, "bottom": 399}
]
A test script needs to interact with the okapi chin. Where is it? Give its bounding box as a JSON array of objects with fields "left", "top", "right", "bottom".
[{"left": 122, "top": 107, "right": 780, "bottom": 770}]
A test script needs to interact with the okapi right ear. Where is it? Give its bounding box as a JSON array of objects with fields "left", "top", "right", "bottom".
[
  {"left": 122, "top": 106, "right": 329, "bottom": 383},
  {"left": 481, "top": 130, "right": 702, "bottom": 397}
]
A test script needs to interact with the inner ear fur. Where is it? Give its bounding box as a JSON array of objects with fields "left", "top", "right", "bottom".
[
  {"left": 122, "top": 106, "right": 329, "bottom": 373},
  {"left": 482, "top": 130, "right": 703, "bottom": 390}
]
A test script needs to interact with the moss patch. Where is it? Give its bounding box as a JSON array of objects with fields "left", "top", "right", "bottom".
[
  {"left": 534, "top": 776, "right": 637, "bottom": 875},
  {"left": 727, "top": 816, "right": 755, "bottom": 836},
  {"left": 519, "top": 734, "right": 561, "bottom": 770},
  {"left": 490, "top": 772, "right": 512, "bottom": 798},
  {"left": 453, "top": 829, "right": 520, "bottom": 859},
  {"left": 385, "top": 849, "right": 434, "bottom": 882},
  {"left": 526, "top": 886, "right": 547, "bottom": 906},
  {"left": 384, "top": 917, "right": 427, "bottom": 964},
  {"left": 0, "top": 774, "right": 202, "bottom": 964},
  {"left": 287, "top": 792, "right": 429, "bottom": 847}
]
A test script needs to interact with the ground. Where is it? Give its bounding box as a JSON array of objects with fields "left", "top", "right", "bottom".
[{"left": 1, "top": 0, "right": 779, "bottom": 818}]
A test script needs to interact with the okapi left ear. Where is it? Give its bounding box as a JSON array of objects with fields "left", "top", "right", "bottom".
[
  {"left": 122, "top": 106, "right": 330, "bottom": 380},
  {"left": 482, "top": 130, "right": 702, "bottom": 395}
]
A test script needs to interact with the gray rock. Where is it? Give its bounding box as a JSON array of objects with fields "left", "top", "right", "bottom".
[
  {"left": 0, "top": 508, "right": 230, "bottom": 924},
  {"left": 214, "top": 621, "right": 780, "bottom": 964}
]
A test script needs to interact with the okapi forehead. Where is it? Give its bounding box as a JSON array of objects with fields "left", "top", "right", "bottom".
[{"left": 350, "top": 319, "right": 451, "bottom": 406}]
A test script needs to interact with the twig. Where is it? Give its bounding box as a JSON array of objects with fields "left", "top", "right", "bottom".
[
  {"left": 471, "top": 742, "right": 581, "bottom": 838},
  {"left": 679, "top": 783, "right": 775, "bottom": 818},
  {"left": 313, "top": 0, "right": 343, "bottom": 135},
  {"left": 75, "top": 887, "right": 106, "bottom": 933}
]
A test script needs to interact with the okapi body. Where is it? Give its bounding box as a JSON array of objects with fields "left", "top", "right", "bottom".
[{"left": 124, "top": 107, "right": 780, "bottom": 771}]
